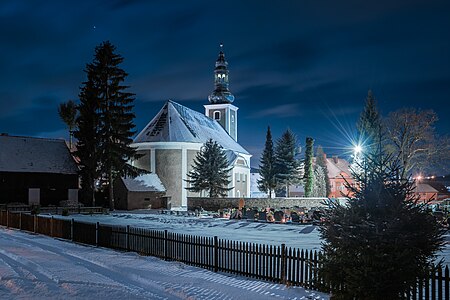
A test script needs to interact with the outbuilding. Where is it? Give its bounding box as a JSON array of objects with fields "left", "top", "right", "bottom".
[
  {"left": 0, "top": 134, "right": 79, "bottom": 206},
  {"left": 114, "top": 174, "right": 166, "bottom": 210}
]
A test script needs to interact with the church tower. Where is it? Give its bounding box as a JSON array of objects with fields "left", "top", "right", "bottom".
[{"left": 204, "top": 44, "right": 239, "bottom": 141}]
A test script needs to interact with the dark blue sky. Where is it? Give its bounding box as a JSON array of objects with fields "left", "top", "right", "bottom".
[{"left": 1, "top": 0, "right": 449, "bottom": 165}]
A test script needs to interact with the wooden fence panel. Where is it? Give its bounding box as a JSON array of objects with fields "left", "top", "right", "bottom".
[
  {"left": 0, "top": 210, "right": 7, "bottom": 226},
  {"left": 8, "top": 212, "right": 20, "bottom": 229},
  {"left": 52, "top": 218, "right": 71, "bottom": 239},
  {"left": 36, "top": 217, "right": 51, "bottom": 236},
  {"left": 20, "top": 213, "right": 35, "bottom": 232},
  {"left": 72, "top": 221, "right": 96, "bottom": 245}
]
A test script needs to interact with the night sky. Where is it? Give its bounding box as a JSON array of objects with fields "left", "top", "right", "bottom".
[{"left": 1, "top": 0, "right": 449, "bottom": 166}]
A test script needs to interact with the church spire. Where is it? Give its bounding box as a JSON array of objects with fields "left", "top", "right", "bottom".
[{"left": 208, "top": 43, "right": 235, "bottom": 104}]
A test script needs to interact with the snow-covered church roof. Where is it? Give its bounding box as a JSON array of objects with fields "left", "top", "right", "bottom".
[
  {"left": 0, "top": 135, "right": 78, "bottom": 174},
  {"left": 134, "top": 100, "right": 249, "bottom": 155}
]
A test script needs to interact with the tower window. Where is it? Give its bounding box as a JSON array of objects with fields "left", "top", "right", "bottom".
[
  {"left": 214, "top": 111, "right": 221, "bottom": 120},
  {"left": 231, "top": 115, "right": 234, "bottom": 123}
]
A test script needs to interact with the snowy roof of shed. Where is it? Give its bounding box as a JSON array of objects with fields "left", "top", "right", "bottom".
[
  {"left": 0, "top": 135, "right": 78, "bottom": 174},
  {"left": 133, "top": 100, "right": 249, "bottom": 155},
  {"left": 121, "top": 174, "right": 166, "bottom": 192}
]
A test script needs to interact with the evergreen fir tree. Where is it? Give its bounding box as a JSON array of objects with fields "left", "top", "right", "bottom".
[
  {"left": 318, "top": 145, "right": 445, "bottom": 299},
  {"left": 258, "top": 126, "right": 277, "bottom": 198},
  {"left": 316, "top": 145, "right": 331, "bottom": 197},
  {"left": 185, "top": 139, "right": 233, "bottom": 197},
  {"left": 74, "top": 79, "right": 100, "bottom": 206},
  {"left": 274, "top": 129, "right": 301, "bottom": 197},
  {"left": 304, "top": 137, "right": 314, "bottom": 197},
  {"left": 75, "top": 41, "right": 145, "bottom": 209},
  {"left": 58, "top": 99, "right": 78, "bottom": 150},
  {"left": 356, "top": 89, "right": 382, "bottom": 154}
]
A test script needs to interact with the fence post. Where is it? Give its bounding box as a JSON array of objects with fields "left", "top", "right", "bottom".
[
  {"left": 164, "top": 230, "right": 168, "bottom": 261},
  {"left": 33, "top": 214, "right": 36, "bottom": 233},
  {"left": 281, "top": 243, "right": 286, "bottom": 284},
  {"left": 19, "top": 212, "right": 22, "bottom": 230},
  {"left": 214, "top": 236, "right": 219, "bottom": 272},
  {"left": 6, "top": 210, "right": 9, "bottom": 228},
  {"left": 96, "top": 222, "right": 99, "bottom": 246},
  {"left": 71, "top": 218, "right": 74, "bottom": 241},
  {"left": 126, "top": 225, "right": 130, "bottom": 251}
]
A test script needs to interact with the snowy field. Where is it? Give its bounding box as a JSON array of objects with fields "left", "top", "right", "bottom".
[
  {"left": 0, "top": 228, "right": 328, "bottom": 300},
  {"left": 51, "top": 211, "right": 450, "bottom": 263}
]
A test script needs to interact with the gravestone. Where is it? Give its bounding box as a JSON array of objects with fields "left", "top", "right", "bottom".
[{"left": 274, "top": 211, "right": 284, "bottom": 222}]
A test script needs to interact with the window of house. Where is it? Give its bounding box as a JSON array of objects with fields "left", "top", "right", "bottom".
[
  {"left": 214, "top": 111, "right": 221, "bottom": 120},
  {"left": 236, "top": 173, "right": 240, "bottom": 182}
]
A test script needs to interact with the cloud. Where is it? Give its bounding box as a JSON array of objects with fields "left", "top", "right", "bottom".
[{"left": 247, "top": 103, "right": 302, "bottom": 119}]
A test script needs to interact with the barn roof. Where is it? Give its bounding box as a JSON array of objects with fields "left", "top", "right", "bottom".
[
  {"left": 121, "top": 174, "right": 166, "bottom": 192},
  {"left": 0, "top": 135, "right": 78, "bottom": 174},
  {"left": 133, "top": 100, "right": 249, "bottom": 155}
]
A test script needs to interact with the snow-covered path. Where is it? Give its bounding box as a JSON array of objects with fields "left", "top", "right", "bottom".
[{"left": 0, "top": 228, "right": 328, "bottom": 300}]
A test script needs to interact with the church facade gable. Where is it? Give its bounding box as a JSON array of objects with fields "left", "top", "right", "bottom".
[{"left": 130, "top": 46, "right": 251, "bottom": 209}]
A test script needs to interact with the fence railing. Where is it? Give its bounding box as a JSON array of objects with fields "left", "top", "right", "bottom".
[{"left": 0, "top": 210, "right": 448, "bottom": 298}]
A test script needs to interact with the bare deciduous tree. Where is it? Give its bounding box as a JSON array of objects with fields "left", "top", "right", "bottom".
[{"left": 384, "top": 108, "right": 449, "bottom": 176}]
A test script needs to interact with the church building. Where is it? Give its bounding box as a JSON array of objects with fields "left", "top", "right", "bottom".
[{"left": 130, "top": 46, "right": 251, "bottom": 209}]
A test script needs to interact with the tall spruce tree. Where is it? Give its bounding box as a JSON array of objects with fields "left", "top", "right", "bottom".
[
  {"left": 318, "top": 146, "right": 445, "bottom": 299},
  {"left": 316, "top": 145, "right": 331, "bottom": 197},
  {"left": 58, "top": 99, "right": 78, "bottom": 150},
  {"left": 185, "top": 139, "right": 232, "bottom": 197},
  {"left": 76, "top": 41, "right": 145, "bottom": 209},
  {"left": 274, "top": 129, "right": 301, "bottom": 197},
  {"left": 74, "top": 79, "right": 100, "bottom": 206},
  {"left": 356, "top": 89, "right": 382, "bottom": 154},
  {"left": 304, "top": 137, "right": 314, "bottom": 197},
  {"left": 258, "top": 126, "right": 277, "bottom": 198}
]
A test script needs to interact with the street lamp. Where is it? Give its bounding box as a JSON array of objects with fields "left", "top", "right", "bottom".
[{"left": 354, "top": 144, "right": 363, "bottom": 155}]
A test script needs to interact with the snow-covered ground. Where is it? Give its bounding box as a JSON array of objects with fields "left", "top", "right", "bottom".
[
  {"left": 0, "top": 228, "right": 328, "bottom": 300},
  {"left": 52, "top": 211, "right": 322, "bottom": 250},
  {"left": 50, "top": 211, "right": 450, "bottom": 262}
]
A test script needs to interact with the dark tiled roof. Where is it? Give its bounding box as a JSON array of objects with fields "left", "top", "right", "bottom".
[{"left": 0, "top": 135, "right": 78, "bottom": 174}]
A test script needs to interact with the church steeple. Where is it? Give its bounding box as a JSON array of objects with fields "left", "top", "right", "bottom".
[
  {"left": 205, "top": 44, "right": 239, "bottom": 142},
  {"left": 208, "top": 44, "right": 235, "bottom": 104}
]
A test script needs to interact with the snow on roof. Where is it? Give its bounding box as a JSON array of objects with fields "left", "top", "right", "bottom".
[
  {"left": 326, "top": 157, "right": 352, "bottom": 178},
  {"left": 414, "top": 183, "right": 439, "bottom": 193},
  {"left": 0, "top": 135, "right": 78, "bottom": 174},
  {"left": 121, "top": 174, "right": 166, "bottom": 192},
  {"left": 133, "top": 100, "right": 249, "bottom": 155}
]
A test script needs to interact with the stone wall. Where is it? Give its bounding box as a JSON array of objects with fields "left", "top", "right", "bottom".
[{"left": 187, "top": 197, "right": 328, "bottom": 211}]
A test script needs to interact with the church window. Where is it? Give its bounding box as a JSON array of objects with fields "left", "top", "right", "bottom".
[
  {"left": 214, "top": 111, "right": 221, "bottom": 120},
  {"left": 231, "top": 115, "right": 234, "bottom": 123},
  {"left": 236, "top": 173, "right": 240, "bottom": 182}
]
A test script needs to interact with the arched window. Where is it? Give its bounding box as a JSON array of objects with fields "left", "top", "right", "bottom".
[{"left": 214, "top": 111, "right": 221, "bottom": 120}]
